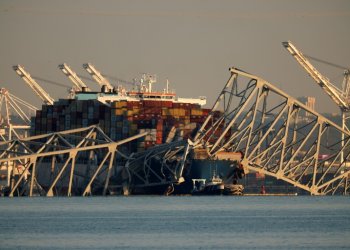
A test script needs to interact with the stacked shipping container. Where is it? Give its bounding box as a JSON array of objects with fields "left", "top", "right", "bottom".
[{"left": 31, "top": 98, "right": 211, "bottom": 153}]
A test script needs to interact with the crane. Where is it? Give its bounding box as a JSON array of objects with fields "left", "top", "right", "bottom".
[
  {"left": 0, "top": 88, "right": 37, "bottom": 140},
  {"left": 13, "top": 65, "right": 55, "bottom": 105},
  {"left": 58, "top": 63, "right": 91, "bottom": 91},
  {"left": 282, "top": 41, "right": 350, "bottom": 163},
  {"left": 82, "top": 63, "right": 113, "bottom": 90}
]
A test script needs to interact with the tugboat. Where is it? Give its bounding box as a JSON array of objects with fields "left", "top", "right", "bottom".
[
  {"left": 192, "top": 171, "right": 225, "bottom": 195},
  {"left": 191, "top": 167, "right": 244, "bottom": 196}
]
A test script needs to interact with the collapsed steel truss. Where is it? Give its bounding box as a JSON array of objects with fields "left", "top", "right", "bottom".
[
  {"left": 194, "top": 68, "right": 350, "bottom": 195},
  {"left": 0, "top": 124, "right": 190, "bottom": 197},
  {"left": 122, "top": 140, "right": 191, "bottom": 195},
  {"left": 0, "top": 125, "right": 147, "bottom": 196},
  {"left": 1, "top": 68, "right": 349, "bottom": 196}
]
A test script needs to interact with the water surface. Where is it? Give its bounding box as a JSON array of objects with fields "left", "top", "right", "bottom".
[{"left": 0, "top": 196, "right": 349, "bottom": 249}]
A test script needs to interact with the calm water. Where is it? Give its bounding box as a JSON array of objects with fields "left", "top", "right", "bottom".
[{"left": 0, "top": 196, "right": 349, "bottom": 249}]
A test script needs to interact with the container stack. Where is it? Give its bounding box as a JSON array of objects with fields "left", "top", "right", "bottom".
[{"left": 31, "top": 98, "right": 212, "bottom": 153}]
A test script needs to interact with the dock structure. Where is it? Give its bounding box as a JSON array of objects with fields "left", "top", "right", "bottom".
[{"left": 0, "top": 67, "right": 349, "bottom": 196}]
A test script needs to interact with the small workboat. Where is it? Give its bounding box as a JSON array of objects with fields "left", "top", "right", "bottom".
[{"left": 192, "top": 173, "right": 225, "bottom": 195}]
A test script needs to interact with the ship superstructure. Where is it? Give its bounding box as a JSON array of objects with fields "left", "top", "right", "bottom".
[{"left": 75, "top": 73, "right": 206, "bottom": 106}]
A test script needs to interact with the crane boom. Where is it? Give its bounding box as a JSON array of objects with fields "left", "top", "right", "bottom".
[
  {"left": 82, "top": 63, "right": 113, "bottom": 90},
  {"left": 58, "top": 63, "right": 90, "bottom": 91},
  {"left": 342, "top": 70, "right": 350, "bottom": 104},
  {"left": 13, "top": 65, "right": 54, "bottom": 105},
  {"left": 282, "top": 41, "right": 349, "bottom": 111}
]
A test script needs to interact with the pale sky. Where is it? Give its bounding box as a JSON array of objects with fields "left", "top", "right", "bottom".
[{"left": 0, "top": 0, "right": 349, "bottom": 114}]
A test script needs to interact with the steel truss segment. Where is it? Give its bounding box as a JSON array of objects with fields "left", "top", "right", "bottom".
[
  {"left": 8, "top": 158, "right": 36, "bottom": 197},
  {"left": 1, "top": 125, "right": 147, "bottom": 197},
  {"left": 197, "top": 68, "right": 350, "bottom": 195},
  {"left": 123, "top": 140, "right": 189, "bottom": 190},
  {"left": 82, "top": 150, "right": 112, "bottom": 196}
]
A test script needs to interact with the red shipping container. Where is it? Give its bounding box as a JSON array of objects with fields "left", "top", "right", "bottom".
[{"left": 156, "top": 120, "right": 163, "bottom": 130}]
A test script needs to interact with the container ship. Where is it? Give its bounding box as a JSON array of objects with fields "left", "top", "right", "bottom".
[
  {"left": 25, "top": 74, "right": 250, "bottom": 195},
  {"left": 0, "top": 68, "right": 308, "bottom": 196},
  {"left": 31, "top": 74, "right": 209, "bottom": 152},
  {"left": 26, "top": 74, "right": 299, "bottom": 195}
]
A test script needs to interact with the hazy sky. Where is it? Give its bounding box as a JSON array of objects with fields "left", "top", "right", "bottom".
[{"left": 0, "top": 0, "right": 349, "bottom": 114}]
